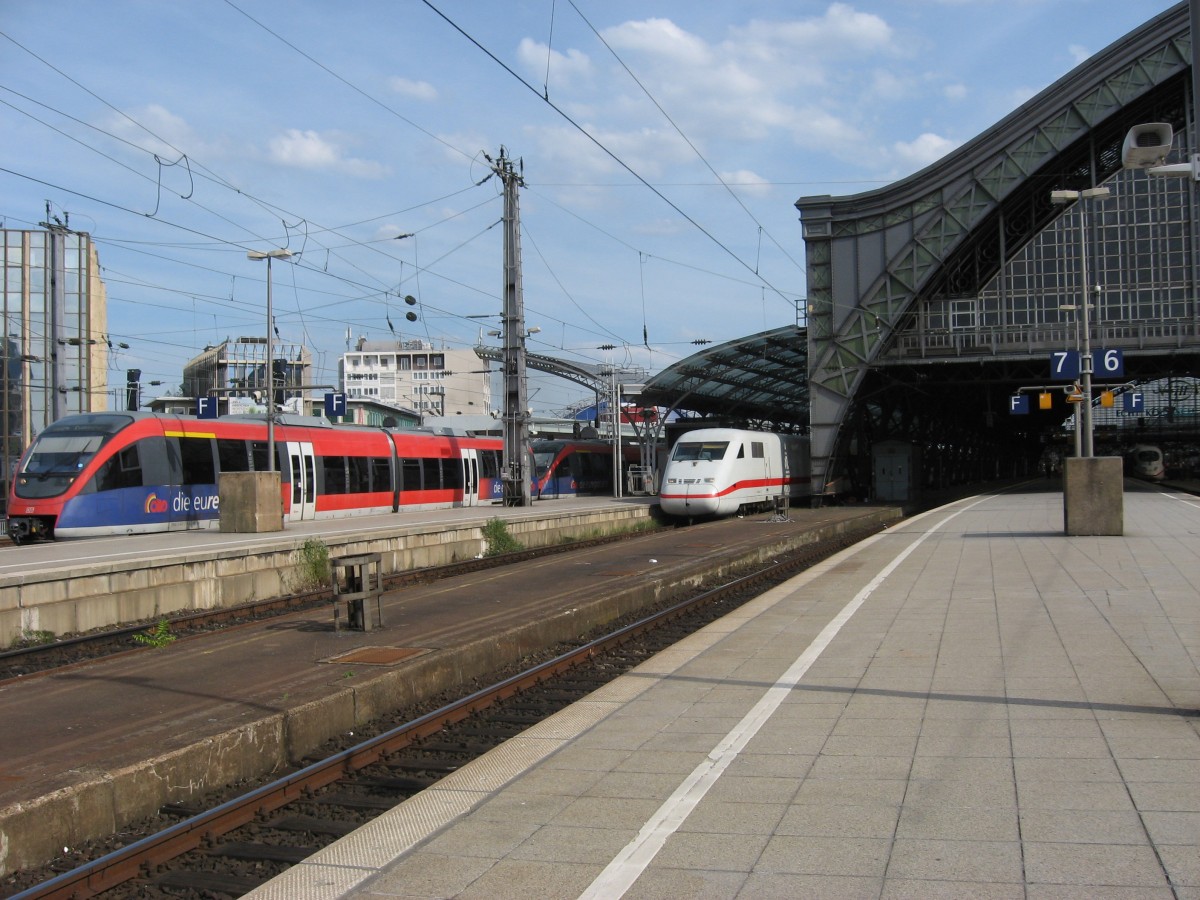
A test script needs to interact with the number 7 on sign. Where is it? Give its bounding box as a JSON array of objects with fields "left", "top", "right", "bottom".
[{"left": 1050, "top": 350, "right": 1080, "bottom": 380}]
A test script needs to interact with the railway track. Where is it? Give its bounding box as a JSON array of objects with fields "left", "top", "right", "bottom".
[
  {"left": 0, "top": 529, "right": 644, "bottom": 682},
  {"left": 3, "top": 523, "right": 881, "bottom": 899}
]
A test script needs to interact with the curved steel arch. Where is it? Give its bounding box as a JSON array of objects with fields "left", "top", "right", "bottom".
[
  {"left": 797, "top": 2, "right": 1191, "bottom": 493},
  {"left": 474, "top": 344, "right": 615, "bottom": 394}
]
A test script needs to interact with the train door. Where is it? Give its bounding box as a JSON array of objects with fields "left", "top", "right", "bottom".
[
  {"left": 749, "top": 438, "right": 769, "bottom": 504},
  {"left": 285, "top": 441, "right": 316, "bottom": 521},
  {"left": 460, "top": 448, "right": 480, "bottom": 506}
]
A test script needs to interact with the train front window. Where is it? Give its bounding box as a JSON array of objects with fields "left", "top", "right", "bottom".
[
  {"left": 671, "top": 441, "right": 730, "bottom": 462},
  {"left": 533, "top": 449, "right": 557, "bottom": 478},
  {"left": 14, "top": 431, "right": 111, "bottom": 498}
]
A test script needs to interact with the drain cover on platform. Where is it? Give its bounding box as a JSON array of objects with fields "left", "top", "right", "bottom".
[{"left": 322, "top": 646, "right": 428, "bottom": 666}]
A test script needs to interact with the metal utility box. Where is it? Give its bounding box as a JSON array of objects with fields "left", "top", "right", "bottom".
[{"left": 872, "top": 440, "right": 920, "bottom": 503}]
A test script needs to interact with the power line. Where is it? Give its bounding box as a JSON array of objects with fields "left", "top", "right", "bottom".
[
  {"left": 566, "top": 0, "right": 804, "bottom": 276},
  {"left": 420, "top": 0, "right": 798, "bottom": 312}
]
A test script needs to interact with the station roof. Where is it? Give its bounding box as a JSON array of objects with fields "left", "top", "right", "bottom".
[{"left": 640, "top": 325, "right": 808, "bottom": 427}]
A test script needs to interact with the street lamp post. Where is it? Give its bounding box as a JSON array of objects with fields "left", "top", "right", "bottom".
[
  {"left": 1058, "top": 304, "right": 1084, "bottom": 458},
  {"left": 1050, "top": 186, "right": 1109, "bottom": 458},
  {"left": 247, "top": 248, "right": 292, "bottom": 472}
]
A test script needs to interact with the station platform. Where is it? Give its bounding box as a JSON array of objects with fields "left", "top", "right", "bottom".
[
  {"left": 0, "top": 501, "right": 901, "bottom": 881},
  {"left": 250, "top": 483, "right": 1200, "bottom": 899}
]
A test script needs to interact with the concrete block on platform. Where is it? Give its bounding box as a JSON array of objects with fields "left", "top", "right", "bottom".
[
  {"left": 219, "top": 471, "right": 283, "bottom": 533},
  {"left": 1063, "top": 456, "right": 1124, "bottom": 536}
]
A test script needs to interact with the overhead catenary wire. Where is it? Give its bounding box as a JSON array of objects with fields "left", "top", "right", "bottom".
[
  {"left": 6, "top": 8, "right": 746, "bottom": 360},
  {"left": 420, "top": 0, "right": 798, "bottom": 312},
  {"left": 3, "top": 6, "right": 777, "bottom": 406},
  {"left": 566, "top": 0, "right": 805, "bottom": 276}
]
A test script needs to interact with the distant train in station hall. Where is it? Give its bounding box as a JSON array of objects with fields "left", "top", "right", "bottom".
[
  {"left": 658, "top": 428, "right": 811, "bottom": 519},
  {"left": 4, "top": 413, "right": 646, "bottom": 543},
  {"left": 1127, "top": 444, "right": 1166, "bottom": 481}
]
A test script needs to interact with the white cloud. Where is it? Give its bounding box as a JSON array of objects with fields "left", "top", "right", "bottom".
[
  {"left": 532, "top": 122, "right": 690, "bottom": 183},
  {"left": 517, "top": 38, "right": 593, "bottom": 86},
  {"left": 719, "top": 169, "right": 771, "bottom": 197},
  {"left": 732, "top": 3, "right": 893, "bottom": 56},
  {"left": 786, "top": 105, "right": 866, "bottom": 156},
  {"left": 1068, "top": 43, "right": 1092, "bottom": 65},
  {"left": 389, "top": 77, "right": 438, "bottom": 101},
  {"left": 944, "top": 83, "right": 968, "bottom": 101},
  {"left": 602, "top": 18, "right": 711, "bottom": 67},
  {"left": 267, "top": 129, "right": 388, "bottom": 178},
  {"left": 574, "top": 6, "right": 901, "bottom": 165},
  {"left": 869, "top": 70, "right": 911, "bottom": 102},
  {"left": 892, "top": 132, "right": 958, "bottom": 170},
  {"left": 106, "top": 104, "right": 215, "bottom": 159}
]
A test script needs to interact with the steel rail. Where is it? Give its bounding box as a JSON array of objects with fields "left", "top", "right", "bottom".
[
  {"left": 0, "top": 529, "right": 642, "bottom": 681},
  {"left": 12, "top": 525, "right": 877, "bottom": 900}
]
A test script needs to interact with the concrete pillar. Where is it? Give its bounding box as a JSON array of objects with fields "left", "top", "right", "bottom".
[
  {"left": 219, "top": 471, "right": 283, "bottom": 533},
  {"left": 1063, "top": 456, "right": 1123, "bottom": 536}
]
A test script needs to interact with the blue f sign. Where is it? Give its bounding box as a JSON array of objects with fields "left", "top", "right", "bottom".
[
  {"left": 325, "top": 392, "right": 347, "bottom": 418},
  {"left": 1123, "top": 391, "right": 1145, "bottom": 412},
  {"left": 1009, "top": 395, "right": 1030, "bottom": 415},
  {"left": 197, "top": 396, "right": 218, "bottom": 419}
]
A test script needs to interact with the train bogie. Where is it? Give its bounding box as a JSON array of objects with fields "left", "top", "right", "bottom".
[{"left": 658, "top": 428, "right": 810, "bottom": 519}]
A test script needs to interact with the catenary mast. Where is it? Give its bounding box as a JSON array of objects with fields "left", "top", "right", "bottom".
[{"left": 487, "top": 148, "right": 531, "bottom": 507}]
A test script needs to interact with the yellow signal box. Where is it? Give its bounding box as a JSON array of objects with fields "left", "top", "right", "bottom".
[
  {"left": 1039, "top": 392, "right": 1053, "bottom": 410},
  {"left": 1100, "top": 390, "right": 1114, "bottom": 407}
]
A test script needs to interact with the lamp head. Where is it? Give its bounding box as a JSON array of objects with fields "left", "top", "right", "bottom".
[
  {"left": 247, "top": 248, "right": 293, "bottom": 261},
  {"left": 1122, "top": 123, "right": 1173, "bottom": 169}
]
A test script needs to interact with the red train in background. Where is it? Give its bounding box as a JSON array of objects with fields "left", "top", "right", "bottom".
[
  {"left": 530, "top": 439, "right": 643, "bottom": 499},
  {"left": 6, "top": 412, "right": 504, "bottom": 542},
  {"left": 5, "top": 414, "right": 654, "bottom": 542}
]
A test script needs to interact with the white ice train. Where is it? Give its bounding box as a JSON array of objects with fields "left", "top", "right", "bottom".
[
  {"left": 1129, "top": 444, "right": 1166, "bottom": 481},
  {"left": 658, "top": 428, "right": 811, "bottom": 518}
]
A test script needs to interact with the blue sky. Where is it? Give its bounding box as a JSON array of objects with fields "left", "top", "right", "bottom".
[{"left": 0, "top": 1, "right": 1171, "bottom": 413}]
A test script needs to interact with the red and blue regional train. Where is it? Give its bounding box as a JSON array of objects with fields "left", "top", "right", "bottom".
[
  {"left": 6, "top": 414, "right": 655, "bottom": 542},
  {"left": 530, "top": 439, "right": 643, "bottom": 499},
  {"left": 6, "top": 412, "right": 506, "bottom": 542}
]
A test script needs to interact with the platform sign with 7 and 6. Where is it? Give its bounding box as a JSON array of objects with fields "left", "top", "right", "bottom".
[{"left": 1050, "top": 348, "right": 1124, "bottom": 380}]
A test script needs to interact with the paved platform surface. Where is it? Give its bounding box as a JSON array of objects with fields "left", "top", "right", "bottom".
[
  {"left": 0, "top": 501, "right": 900, "bottom": 882},
  {"left": 250, "top": 483, "right": 1200, "bottom": 899}
]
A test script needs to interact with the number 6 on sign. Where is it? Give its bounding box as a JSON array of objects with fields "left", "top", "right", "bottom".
[{"left": 1100, "top": 349, "right": 1124, "bottom": 376}]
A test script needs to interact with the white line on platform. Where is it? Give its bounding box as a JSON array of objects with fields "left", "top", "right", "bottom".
[{"left": 578, "top": 496, "right": 987, "bottom": 900}]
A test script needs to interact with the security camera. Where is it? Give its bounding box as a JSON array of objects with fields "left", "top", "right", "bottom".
[{"left": 1122, "top": 123, "right": 1173, "bottom": 169}]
